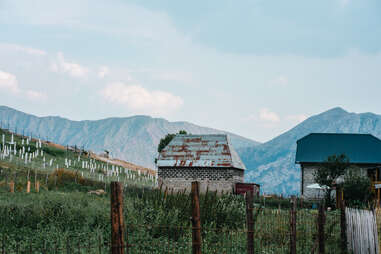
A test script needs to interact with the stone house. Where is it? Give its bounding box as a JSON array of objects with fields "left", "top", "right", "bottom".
[
  {"left": 295, "top": 133, "right": 381, "bottom": 200},
  {"left": 157, "top": 134, "right": 247, "bottom": 193}
]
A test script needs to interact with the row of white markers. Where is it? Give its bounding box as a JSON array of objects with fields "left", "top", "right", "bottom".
[{"left": 0, "top": 133, "right": 158, "bottom": 186}]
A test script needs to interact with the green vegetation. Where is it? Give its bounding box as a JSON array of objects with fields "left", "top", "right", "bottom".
[
  {"left": 314, "top": 154, "right": 350, "bottom": 207},
  {"left": 0, "top": 128, "right": 156, "bottom": 189},
  {"left": 0, "top": 128, "right": 342, "bottom": 253},
  {"left": 343, "top": 168, "right": 374, "bottom": 208},
  {"left": 0, "top": 179, "right": 341, "bottom": 253},
  {"left": 157, "top": 130, "right": 187, "bottom": 154}
]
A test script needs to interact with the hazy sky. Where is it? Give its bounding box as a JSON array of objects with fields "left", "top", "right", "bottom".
[{"left": 0, "top": 0, "right": 380, "bottom": 142}]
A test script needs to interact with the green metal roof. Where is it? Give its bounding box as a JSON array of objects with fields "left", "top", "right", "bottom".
[{"left": 295, "top": 133, "right": 381, "bottom": 164}]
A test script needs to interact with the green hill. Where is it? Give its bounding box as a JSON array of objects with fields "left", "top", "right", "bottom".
[{"left": 0, "top": 128, "right": 156, "bottom": 193}]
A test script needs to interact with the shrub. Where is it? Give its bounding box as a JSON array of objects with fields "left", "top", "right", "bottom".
[
  {"left": 47, "top": 168, "right": 103, "bottom": 191},
  {"left": 42, "top": 146, "right": 66, "bottom": 157},
  {"left": 343, "top": 169, "right": 373, "bottom": 208}
]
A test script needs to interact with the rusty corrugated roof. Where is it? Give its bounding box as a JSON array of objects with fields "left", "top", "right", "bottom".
[{"left": 157, "top": 134, "right": 246, "bottom": 170}]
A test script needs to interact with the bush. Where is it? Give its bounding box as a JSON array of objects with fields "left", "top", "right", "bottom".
[
  {"left": 48, "top": 168, "right": 103, "bottom": 191},
  {"left": 343, "top": 169, "right": 373, "bottom": 208},
  {"left": 43, "top": 146, "right": 66, "bottom": 157}
]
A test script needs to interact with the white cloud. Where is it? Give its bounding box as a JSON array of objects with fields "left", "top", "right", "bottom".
[
  {"left": 51, "top": 52, "right": 89, "bottom": 78},
  {"left": 98, "top": 66, "right": 110, "bottom": 78},
  {"left": 286, "top": 114, "right": 308, "bottom": 123},
  {"left": 259, "top": 108, "right": 280, "bottom": 123},
  {"left": 100, "top": 82, "right": 183, "bottom": 115},
  {"left": 0, "top": 70, "right": 20, "bottom": 93},
  {"left": 0, "top": 70, "right": 46, "bottom": 101},
  {"left": 268, "top": 75, "right": 288, "bottom": 87},
  {"left": 0, "top": 43, "right": 47, "bottom": 56}
]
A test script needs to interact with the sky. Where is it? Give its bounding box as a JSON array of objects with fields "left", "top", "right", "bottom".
[{"left": 0, "top": 0, "right": 380, "bottom": 142}]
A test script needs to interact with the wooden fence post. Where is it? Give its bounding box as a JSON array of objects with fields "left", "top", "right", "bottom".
[
  {"left": 340, "top": 199, "right": 347, "bottom": 254},
  {"left": 111, "top": 182, "right": 125, "bottom": 254},
  {"left": 9, "top": 181, "right": 14, "bottom": 193},
  {"left": 26, "top": 181, "right": 31, "bottom": 193},
  {"left": 191, "top": 181, "right": 202, "bottom": 254},
  {"left": 35, "top": 181, "right": 40, "bottom": 193},
  {"left": 246, "top": 191, "right": 254, "bottom": 254},
  {"left": 318, "top": 203, "right": 325, "bottom": 254},
  {"left": 290, "top": 196, "right": 297, "bottom": 254}
]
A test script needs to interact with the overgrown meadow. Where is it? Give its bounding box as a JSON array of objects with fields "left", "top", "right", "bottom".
[
  {"left": 0, "top": 129, "right": 342, "bottom": 253},
  {"left": 0, "top": 179, "right": 341, "bottom": 253}
]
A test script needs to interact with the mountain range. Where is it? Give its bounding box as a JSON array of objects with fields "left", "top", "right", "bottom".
[
  {"left": 0, "top": 106, "right": 258, "bottom": 169},
  {"left": 239, "top": 107, "right": 381, "bottom": 194},
  {"left": 2, "top": 105, "right": 381, "bottom": 194}
]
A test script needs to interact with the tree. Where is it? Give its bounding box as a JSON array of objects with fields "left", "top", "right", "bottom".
[
  {"left": 343, "top": 168, "right": 373, "bottom": 208},
  {"left": 313, "top": 154, "right": 350, "bottom": 207},
  {"left": 155, "top": 130, "right": 188, "bottom": 164}
]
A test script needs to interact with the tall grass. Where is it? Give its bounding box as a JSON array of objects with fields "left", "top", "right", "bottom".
[{"left": 0, "top": 179, "right": 341, "bottom": 253}]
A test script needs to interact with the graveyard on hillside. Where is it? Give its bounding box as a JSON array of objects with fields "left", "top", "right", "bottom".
[{"left": 0, "top": 128, "right": 157, "bottom": 192}]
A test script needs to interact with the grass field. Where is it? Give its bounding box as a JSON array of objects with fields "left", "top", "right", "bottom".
[
  {"left": 0, "top": 180, "right": 342, "bottom": 253},
  {"left": 0, "top": 128, "right": 156, "bottom": 190},
  {"left": 0, "top": 128, "right": 342, "bottom": 253}
]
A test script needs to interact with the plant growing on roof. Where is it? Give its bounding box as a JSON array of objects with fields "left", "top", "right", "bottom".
[
  {"left": 155, "top": 130, "right": 188, "bottom": 164},
  {"left": 313, "top": 154, "right": 350, "bottom": 208}
]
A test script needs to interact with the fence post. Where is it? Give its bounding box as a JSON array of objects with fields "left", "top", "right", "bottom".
[
  {"left": 9, "top": 181, "right": 14, "bottom": 193},
  {"left": 191, "top": 181, "right": 202, "bottom": 254},
  {"left": 340, "top": 199, "right": 347, "bottom": 254},
  {"left": 111, "top": 182, "right": 125, "bottom": 254},
  {"left": 290, "top": 196, "right": 297, "bottom": 254},
  {"left": 246, "top": 191, "right": 254, "bottom": 254},
  {"left": 318, "top": 203, "right": 325, "bottom": 254},
  {"left": 35, "top": 180, "right": 40, "bottom": 193}
]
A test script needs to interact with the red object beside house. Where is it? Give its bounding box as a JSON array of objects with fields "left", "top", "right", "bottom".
[{"left": 235, "top": 183, "right": 260, "bottom": 196}]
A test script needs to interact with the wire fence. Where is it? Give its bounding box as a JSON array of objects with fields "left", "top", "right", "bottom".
[{"left": 1, "top": 207, "right": 342, "bottom": 254}]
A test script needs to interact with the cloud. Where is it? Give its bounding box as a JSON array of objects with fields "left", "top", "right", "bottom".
[
  {"left": 259, "top": 108, "right": 280, "bottom": 123},
  {"left": 98, "top": 66, "right": 110, "bottom": 78},
  {"left": 286, "top": 114, "right": 308, "bottom": 123},
  {"left": 268, "top": 75, "right": 288, "bottom": 87},
  {"left": 0, "top": 70, "right": 20, "bottom": 93},
  {"left": 0, "top": 70, "right": 46, "bottom": 101},
  {"left": 51, "top": 52, "right": 89, "bottom": 78},
  {"left": 0, "top": 43, "right": 47, "bottom": 56},
  {"left": 100, "top": 82, "right": 183, "bottom": 115}
]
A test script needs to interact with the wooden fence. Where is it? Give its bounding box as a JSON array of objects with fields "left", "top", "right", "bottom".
[
  {"left": 346, "top": 208, "right": 380, "bottom": 254},
  {"left": 109, "top": 181, "right": 342, "bottom": 254},
  {"left": 1, "top": 181, "right": 362, "bottom": 253}
]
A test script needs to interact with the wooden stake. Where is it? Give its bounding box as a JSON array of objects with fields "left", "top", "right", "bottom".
[
  {"left": 9, "top": 181, "right": 14, "bottom": 193},
  {"left": 191, "top": 181, "right": 202, "bottom": 254},
  {"left": 26, "top": 181, "right": 31, "bottom": 193},
  {"left": 35, "top": 181, "right": 40, "bottom": 193},
  {"left": 318, "top": 203, "right": 325, "bottom": 254},
  {"left": 246, "top": 190, "right": 254, "bottom": 254},
  {"left": 340, "top": 199, "right": 347, "bottom": 254},
  {"left": 290, "top": 196, "right": 297, "bottom": 254},
  {"left": 111, "top": 182, "right": 125, "bottom": 254}
]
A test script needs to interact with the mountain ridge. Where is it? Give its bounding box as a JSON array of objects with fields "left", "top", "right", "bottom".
[
  {"left": 240, "top": 107, "right": 381, "bottom": 194},
  {"left": 4, "top": 105, "right": 381, "bottom": 195},
  {"left": 0, "top": 105, "right": 259, "bottom": 169}
]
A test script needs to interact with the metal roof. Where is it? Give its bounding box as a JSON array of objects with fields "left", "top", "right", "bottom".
[
  {"left": 157, "top": 134, "right": 246, "bottom": 170},
  {"left": 295, "top": 133, "right": 381, "bottom": 164}
]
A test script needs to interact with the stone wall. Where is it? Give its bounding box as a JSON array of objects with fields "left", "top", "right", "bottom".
[
  {"left": 158, "top": 167, "right": 244, "bottom": 193},
  {"left": 302, "top": 165, "right": 368, "bottom": 200}
]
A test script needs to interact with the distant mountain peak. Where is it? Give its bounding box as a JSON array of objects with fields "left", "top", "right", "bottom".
[
  {"left": 322, "top": 107, "right": 348, "bottom": 115},
  {"left": 240, "top": 107, "right": 381, "bottom": 194}
]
